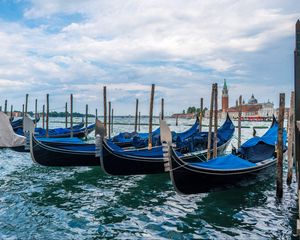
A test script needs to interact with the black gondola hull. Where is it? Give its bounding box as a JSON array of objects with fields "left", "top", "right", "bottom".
[
  {"left": 30, "top": 135, "right": 99, "bottom": 167},
  {"left": 169, "top": 148, "right": 277, "bottom": 194},
  {"left": 101, "top": 143, "right": 165, "bottom": 175},
  {"left": 100, "top": 139, "right": 231, "bottom": 176}
]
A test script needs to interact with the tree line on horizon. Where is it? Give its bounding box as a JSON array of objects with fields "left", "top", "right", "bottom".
[{"left": 182, "top": 106, "right": 208, "bottom": 115}]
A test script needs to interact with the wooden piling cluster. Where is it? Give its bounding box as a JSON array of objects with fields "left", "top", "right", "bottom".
[
  {"left": 207, "top": 83, "right": 218, "bottom": 160},
  {"left": 238, "top": 95, "right": 242, "bottom": 148},
  {"left": 287, "top": 91, "right": 295, "bottom": 185},
  {"left": 294, "top": 19, "right": 300, "bottom": 235},
  {"left": 148, "top": 84, "right": 155, "bottom": 150},
  {"left": 46, "top": 94, "right": 49, "bottom": 137},
  {"left": 199, "top": 98, "right": 203, "bottom": 132},
  {"left": 42, "top": 105, "right": 45, "bottom": 128},
  {"left": 4, "top": 100, "right": 7, "bottom": 114},
  {"left": 213, "top": 84, "right": 218, "bottom": 158},
  {"left": 111, "top": 108, "right": 114, "bottom": 133},
  {"left": 138, "top": 111, "right": 141, "bottom": 131},
  {"left": 85, "top": 104, "right": 89, "bottom": 140},
  {"left": 134, "top": 99, "right": 139, "bottom": 132},
  {"left": 276, "top": 93, "right": 285, "bottom": 199},
  {"left": 108, "top": 101, "right": 111, "bottom": 139},
  {"left": 161, "top": 98, "right": 164, "bottom": 120},
  {"left": 103, "top": 86, "right": 107, "bottom": 137},
  {"left": 65, "top": 102, "right": 68, "bottom": 128},
  {"left": 70, "top": 94, "right": 73, "bottom": 138},
  {"left": 25, "top": 94, "right": 28, "bottom": 115}
]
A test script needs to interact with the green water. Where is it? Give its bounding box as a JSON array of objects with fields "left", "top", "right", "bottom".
[{"left": 0, "top": 117, "right": 298, "bottom": 239}]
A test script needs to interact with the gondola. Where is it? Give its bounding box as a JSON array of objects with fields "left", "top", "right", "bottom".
[
  {"left": 112, "top": 118, "right": 199, "bottom": 148},
  {"left": 99, "top": 115, "right": 235, "bottom": 175},
  {"left": 26, "top": 116, "right": 100, "bottom": 166},
  {"left": 160, "top": 116, "right": 287, "bottom": 194},
  {"left": 14, "top": 121, "right": 89, "bottom": 138},
  {"left": 11, "top": 116, "right": 40, "bottom": 131},
  {"left": 30, "top": 136, "right": 99, "bottom": 166},
  {"left": 112, "top": 127, "right": 160, "bottom": 148}
]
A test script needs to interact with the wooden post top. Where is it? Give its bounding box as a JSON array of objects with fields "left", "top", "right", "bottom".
[{"left": 296, "top": 20, "right": 300, "bottom": 54}]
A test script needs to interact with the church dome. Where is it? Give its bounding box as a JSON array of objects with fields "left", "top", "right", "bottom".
[{"left": 248, "top": 94, "right": 258, "bottom": 104}]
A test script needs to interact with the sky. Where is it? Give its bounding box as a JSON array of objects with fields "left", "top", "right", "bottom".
[{"left": 0, "top": 0, "right": 299, "bottom": 115}]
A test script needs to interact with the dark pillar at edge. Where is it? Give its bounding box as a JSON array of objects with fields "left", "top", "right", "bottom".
[{"left": 295, "top": 20, "right": 300, "bottom": 189}]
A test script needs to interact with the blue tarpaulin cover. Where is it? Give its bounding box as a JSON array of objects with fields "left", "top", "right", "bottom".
[
  {"left": 241, "top": 121, "right": 287, "bottom": 148},
  {"left": 190, "top": 154, "right": 256, "bottom": 170}
]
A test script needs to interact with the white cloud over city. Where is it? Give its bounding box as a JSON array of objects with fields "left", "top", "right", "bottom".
[{"left": 0, "top": 0, "right": 298, "bottom": 114}]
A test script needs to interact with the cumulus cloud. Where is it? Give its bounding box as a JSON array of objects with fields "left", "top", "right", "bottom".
[{"left": 0, "top": 0, "right": 298, "bottom": 113}]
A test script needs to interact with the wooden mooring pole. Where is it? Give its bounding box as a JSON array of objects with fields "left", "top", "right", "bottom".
[
  {"left": 294, "top": 19, "right": 300, "bottom": 235},
  {"left": 25, "top": 93, "right": 28, "bottom": 115},
  {"left": 207, "top": 84, "right": 215, "bottom": 160},
  {"left": 85, "top": 104, "right": 88, "bottom": 140},
  {"left": 42, "top": 104, "right": 45, "bottom": 129},
  {"left": 70, "top": 94, "right": 73, "bottom": 138},
  {"left": 65, "top": 102, "right": 68, "bottom": 128},
  {"left": 138, "top": 111, "right": 141, "bottom": 131},
  {"left": 161, "top": 98, "right": 164, "bottom": 120},
  {"left": 176, "top": 116, "right": 178, "bottom": 126},
  {"left": 287, "top": 91, "right": 295, "bottom": 185},
  {"left": 213, "top": 84, "right": 218, "bottom": 158},
  {"left": 108, "top": 101, "right": 111, "bottom": 139},
  {"left": 199, "top": 98, "right": 203, "bottom": 132},
  {"left": 4, "top": 100, "right": 7, "bottom": 114},
  {"left": 10, "top": 105, "right": 13, "bottom": 120},
  {"left": 103, "top": 86, "right": 107, "bottom": 137},
  {"left": 46, "top": 94, "right": 49, "bottom": 137},
  {"left": 22, "top": 104, "right": 24, "bottom": 117},
  {"left": 276, "top": 93, "right": 285, "bottom": 199},
  {"left": 238, "top": 95, "right": 242, "bottom": 148},
  {"left": 35, "top": 99, "right": 37, "bottom": 127},
  {"left": 134, "top": 99, "right": 139, "bottom": 132},
  {"left": 95, "top": 108, "right": 98, "bottom": 120},
  {"left": 148, "top": 84, "right": 155, "bottom": 150},
  {"left": 111, "top": 108, "right": 114, "bottom": 133}
]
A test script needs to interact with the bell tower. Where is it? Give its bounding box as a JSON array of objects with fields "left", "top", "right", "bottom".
[{"left": 222, "top": 79, "right": 229, "bottom": 112}]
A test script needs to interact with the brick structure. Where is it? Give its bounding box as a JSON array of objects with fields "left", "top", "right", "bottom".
[{"left": 222, "top": 79, "right": 229, "bottom": 112}]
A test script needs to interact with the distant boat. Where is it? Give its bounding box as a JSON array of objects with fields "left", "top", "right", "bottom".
[
  {"left": 11, "top": 116, "right": 40, "bottom": 130},
  {"left": 161, "top": 116, "right": 287, "bottom": 194}
]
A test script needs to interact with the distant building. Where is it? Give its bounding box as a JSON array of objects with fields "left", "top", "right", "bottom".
[
  {"left": 222, "top": 79, "right": 229, "bottom": 112},
  {"left": 219, "top": 80, "right": 275, "bottom": 120}
]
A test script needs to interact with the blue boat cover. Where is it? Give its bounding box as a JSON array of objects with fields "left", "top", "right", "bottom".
[
  {"left": 131, "top": 119, "right": 199, "bottom": 148},
  {"left": 112, "top": 127, "right": 160, "bottom": 143},
  {"left": 238, "top": 120, "right": 286, "bottom": 163},
  {"left": 241, "top": 121, "right": 287, "bottom": 148},
  {"left": 176, "top": 115, "right": 235, "bottom": 152},
  {"left": 16, "top": 123, "right": 95, "bottom": 137},
  {"left": 190, "top": 154, "right": 256, "bottom": 170},
  {"left": 176, "top": 119, "right": 199, "bottom": 140}
]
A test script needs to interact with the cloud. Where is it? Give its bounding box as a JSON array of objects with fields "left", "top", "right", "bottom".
[{"left": 0, "top": 0, "right": 298, "bottom": 113}]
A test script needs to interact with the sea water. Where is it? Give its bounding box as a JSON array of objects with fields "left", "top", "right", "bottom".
[{"left": 0, "top": 117, "right": 297, "bottom": 239}]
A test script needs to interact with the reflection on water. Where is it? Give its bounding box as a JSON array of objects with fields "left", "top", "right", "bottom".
[{"left": 0, "top": 117, "right": 297, "bottom": 239}]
